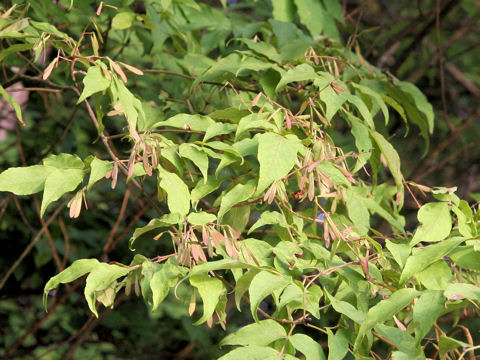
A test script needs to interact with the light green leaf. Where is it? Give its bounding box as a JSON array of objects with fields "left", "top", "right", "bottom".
[
  {"left": 218, "top": 180, "right": 256, "bottom": 222},
  {"left": 439, "top": 336, "right": 471, "bottom": 359},
  {"left": 346, "top": 94, "right": 374, "bottom": 129},
  {"left": 444, "top": 283, "right": 480, "bottom": 302},
  {"left": 0, "top": 165, "right": 55, "bottom": 195},
  {"left": 412, "top": 291, "right": 444, "bottom": 344},
  {"left": 327, "top": 329, "right": 349, "bottom": 360},
  {"left": 114, "top": 78, "right": 145, "bottom": 136},
  {"left": 272, "top": 0, "right": 296, "bottom": 22},
  {"left": 153, "top": 114, "right": 215, "bottom": 132},
  {"left": 400, "top": 237, "right": 463, "bottom": 286},
  {"left": 223, "top": 205, "right": 251, "bottom": 234},
  {"left": 374, "top": 324, "right": 422, "bottom": 357},
  {"left": 385, "top": 239, "right": 410, "bottom": 269},
  {"left": 236, "top": 113, "right": 278, "bottom": 140},
  {"left": 187, "top": 211, "right": 217, "bottom": 226},
  {"left": 249, "top": 270, "right": 291, "bottom": 321},
  {"left": 130, "top": 213, "right": 182, "bottom": 248},
  {"left": 294, "top": 0, "right": 325, "bottom": 36},
  {"left": 41, "top": 168, "right": 84, "bottom": 216},
  {"left": 396, "top": 81, "right": 434, "bottom": 134},
  {"left": 203, "top": 122, "right": 237, "bottom": 142},
  {"left": 256, "top": 133, "right": 301, "bottom": 195},
  {"left": 43, "top": 153, "right": 84, "bottom": 169},
  {"left": 325, "top": 290, "right": 365, "bottom": 324},
  {"left": 355, "top": 288, "right": 419, "bottom": 350},
  {"left": 416, "top": 260, "right": 452, "bottom": 290},
  {"left": 450, "top": 246, "right": 480, "bottom": 271},
  {"left": 151, "top": 262, "right": 180, "bottom": 311},
  {"left": 248, "top": 211, "right": 286, "bottom": 234},
  {"left": 352, "top": 83, "right": 389, "bottom": 125},
  {"left": 0, "top": 84, "right": 23, "bottom": 124},
  {"left": 191, "top": 176, "right": 225, "bottom": 206},
  {"left": 88, "top": 157, "right": 113, "bottom": 190},
  {"left": 84, "top": 263, "right": 130, "bottom": 316},
  {"left": 179, "top": 143, "right": 209, "bottom": 182},
  {"left": 411, "top": 202, "right": 452, "bottom": 246},
  {"left": 276, "top": 63, "right": 317, "bottom": 92},
  {"left": 158, "top": 167, "right": 190, "bottom": 217},
  {"left": 220, "top": 319, "right": 286, "bottom": 347},
  {"left": 190, "top": 259, "right": 252, "bottom": 276},
  {"left": 369, "top": 130, "right": 404, "bottom": 207},
  {"left": 112, "top": 11, "right": 136, "bottom": 30},
  {"left": 43, "top": 259, "right": 100, "bottom": 308},
  {"left": 346, "top": 114, "right": 373, "bottom": 172},
  {"left": 290, "top": 333, "right": 326, "bottom": 360},
  {"left": 218, "top": 346, "right": 280, "bottom": 360},
  {"left": 209, "top": 107, "right": 250, "bottom": 122},
  {"left": 189, "top": 274, "right": 224, "bottom": 325},
  {"left": 77, "top": 66, "right": 111, "bottom": 103},
  {"left": 235, "top": 269, "right": 260, "bottom": 311}
]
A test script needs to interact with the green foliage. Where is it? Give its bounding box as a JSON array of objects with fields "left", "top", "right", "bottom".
[{"left": 1, "top": 0, "right": 480, "bottom": 359}]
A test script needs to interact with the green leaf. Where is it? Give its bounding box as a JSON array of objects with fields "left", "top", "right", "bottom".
[
  {"left": 179, "top": 143, "right": 209, "bottom": 182},
  {"left": 41, "top": 168, "right": 85, "bottom": 216},
  {"left": 43, "top": 153, "right": 84, "bottom": 169},
  {"left": 346, "top": 114, "right": 373, "bottom": 172},
  {"left": 153, "top": 114, "right": 215, "bottom": 132},
  {"left": 223, "top": 205, "right": 251, "bottom": 234},
  {"left": 235, "top": 113, "right": 278, "bottom": 140},
  {"left": 256, "top": 133, "right": 301, "bottom": 195},
  {"left": 439, "top": 336, "right": 471, "bottom": 359},
  {"left": 416, "top": 260, "right": 452, "bottom": 290},
  {"left": 43, "top": 259, "right": 100, "bottom": 309},
  {"left": 191, "top": 175, "right": 225, "bottom": 206},
  {"left": 450, "top": 246, "right": 480, "bottom": 271},
  {"left": 290, "top": 333, "right": 326, "bottom": 360},
  {"left": 249, "top": 270, "right": 291, "bottom": 321},
  {"left": 84, "top": 263, "right": 130, "bottom": 316},
  {"left": 248, "top": 211, "right": 286, "bottom": 234},
  {"left": 355, "top": 288, "right": 418, "bottom": 350},
  {"left": 444, "top": 283, "right": 480, "bottom": 302},
  {"left": 396, "top": 81, "right": 434, "bottom": 134},
  {"left": 112, "top": 11, "right": 136, "bottom": 30},
  {"left": 412, "top": 291, "right": 444, "bottom": 344},
  {"left": 411, "top": 202, "right": 452, "bottom": 246},
  {"left": 190, "top": 259, "right": 252, "bottom": 277},
  {"left": 151, "top": 262, "right": 180, "bottom": 311},
  {"left": 218, "top": 346, "right": 280, "bottom": 360},
  {"left": 220, "top": 319, "right": 286, "bottom": 347},
  {"left": 218, "top": 180, "right": 256, "bottom": 222},
  {"left": 272, "top": 0, "right": 296, "bottom": 22},
  {"left": 276, "top": 63, "right": 317, "bottom": 92},
  {"left": 352, "top": 83, "right": 389, "bottom": 125},
  {"left": 325, "top": 290, "right": 365, "bottom": 324},
  {"left": 130, "top": 213, "right": 182, "bottom": 248},
  {"left": 0, "top": 165, "right": 55, "bottom": 195},
  {"left": 385, "top": 239, "right": 410, "bottom": 269},
  {"left": 88, "top": 157, "right": 113, "bottom": 190},
  {"left": 189, "top": 274, "right": 224, "bottom": 325},
  {"left": 235, "top": 269, "right": 260, "bottom": 311},
  {"left": 374, "top": 324, "right": 422, "bottom": 357},
  {"left": 294, "top": 0, "right": 328, "bottom": 37},
  {"left": 0, "top": 84, "right": 24, "bottom": 124},
  {"left": 158, "top": 167, "right": 190, "bottom": 217},
  {"left": 369, "top": 130, "right": 404, "bottom": 206},
  {"left": 203, "top": 122, "right": 237, "bottom": 142},
  {"left": 327, "top": 329, "right": 349, "bottom": 360},
  {"left": 187, "top": 211, "right": 217, "bottom": 226},
  {"left": 400, "top": 237, "right": 463, "bottom": 286},
  {"left": 77, "top": 66, "right": 111, "bottom": 103}
]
